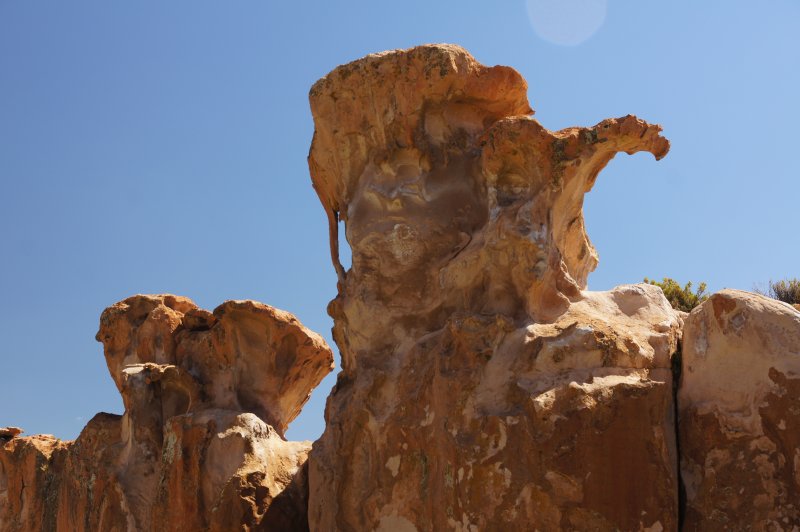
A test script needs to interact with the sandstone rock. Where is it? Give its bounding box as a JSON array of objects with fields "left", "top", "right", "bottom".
[
  {"left": 679, "top": 289, "right": 800, "bottom": 529},
  {"left": 0, "top": 295, "right": 333, "bottom": 532},
  {"left": 6, "top": 40, "right": 797, "bottom": 532},
  {"left": 0, "top": 435, "right": 68, "bottom": 531},
  {"left": 309, "top": 45, "right": 669, "bottom": 331},
  {"left": 97, "top": 295, "right": 332, "bottom": 436},
  {"left": 0, "top": 429, "right": 22, "bottom": 441},
  {"left": 308, "top": 44, "right": 678, "bottom": 530},
  {"left": 312, "top": 284, "right": 681, "bottom": 531},
  {"left": 155, "top": 411, "right": 312, "bottom": 532}
]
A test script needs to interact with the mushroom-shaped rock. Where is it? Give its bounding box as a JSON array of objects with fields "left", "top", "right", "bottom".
[
  {"left": 1, "top": 294, "right": 333, "bottom": 532},
  {"left": 97, "top": 294, "right": 334, "bottom": 436},
  {"left": 309, "top": 44, "right": 670, "bottom": 374}
]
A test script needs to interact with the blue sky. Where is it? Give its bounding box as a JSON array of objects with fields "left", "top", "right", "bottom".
[{"left": 1, "top": 1, "right": 798, "bottom": 442}]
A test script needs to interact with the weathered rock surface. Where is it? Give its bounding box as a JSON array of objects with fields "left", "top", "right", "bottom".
[
  {"left": 311, "top": 284, "right": 681, "bottom": 531},
  {"left": 308, "top": 44, "right": 679, "bottom": 530},
  {"left": 679, "top": 290, "right": 800, "bottom": 529},
  {"left": 0, "top": 429, "right": 22, "bottom": 441},
  {"left": 0, "top": 295, "right": 333, "bottom": 532}
]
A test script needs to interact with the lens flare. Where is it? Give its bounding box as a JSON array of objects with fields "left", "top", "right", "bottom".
[{"left": 526, "top": 0, "right": 608, "bottom": 46}]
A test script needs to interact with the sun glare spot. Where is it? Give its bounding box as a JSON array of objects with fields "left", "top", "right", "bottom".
[{"left": 526, "top": 0, "right": 608, "bottom": 46}]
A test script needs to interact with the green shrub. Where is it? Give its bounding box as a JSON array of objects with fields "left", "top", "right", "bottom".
[
  {"left": 762, "top": 278, "right": 800, "bottom": 305},
  {"left": 644, "top": 277, "right": 709, "bottom": 312}
]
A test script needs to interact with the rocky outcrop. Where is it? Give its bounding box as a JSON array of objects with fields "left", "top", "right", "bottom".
[
  {"left": 308, "top": 44, "right": 679, "bottom": 530},
  {"left": 5, "top": 43, "right": 799, "bottom": 532},
  {"left": 0, "top": 295, "right": 333, "bottom": 532},
  {"left": 679, "top": 290, "right": 800, "bottom": 529}
]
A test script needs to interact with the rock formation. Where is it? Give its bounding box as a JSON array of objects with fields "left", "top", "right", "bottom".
[
  {"left": 0, "top": 429, "right": 22, "bottom": 441},
  {"left": 307, "top": 44, "right": 680, "bottom": 530},
  {"left": 4, "top": 44, "right": 800, "bottom": 532},
  {"left": 679, "top": 290, "right": 800, "bottom": 529},
  {"left": 0, "top": 295, "right": 333, "bottom": 531}
]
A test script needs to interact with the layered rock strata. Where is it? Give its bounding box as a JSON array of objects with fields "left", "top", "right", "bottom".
[
  {"left": 679, "top": 290, "right": 800, "bottom": 529},
  {"left": 0, "top": 295, "right": 333, "bottom": 532},
  {"left": 308, "top": 44, "right": 680, "bottom": 530}
]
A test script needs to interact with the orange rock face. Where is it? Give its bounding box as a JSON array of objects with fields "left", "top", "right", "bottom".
[
  {"left": 679, "top": 290, "right": 800, "bottom": 529},
  {"left": 0, "top": 295, "right": 333, "bottom": 531},
  {"left": 308, "top": 44, "right": 679, "bottom": 530}
]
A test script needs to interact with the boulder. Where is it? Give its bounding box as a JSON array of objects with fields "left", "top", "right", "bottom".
[{"left": 679, "top": 289, "right": 800, "bottom": 529}]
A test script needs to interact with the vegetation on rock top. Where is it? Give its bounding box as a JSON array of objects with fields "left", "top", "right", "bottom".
[
  {"left": 758, "top": 278, "right": 800, "bottom": 305},
  {"left": 644, "top": 277, "right": 709, "bottom": 312}
]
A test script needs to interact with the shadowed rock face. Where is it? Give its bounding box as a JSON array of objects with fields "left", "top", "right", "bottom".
[
  {"left": 308, "top": 44, "right": 679, "bottom": 530},
  {"left": 0, "top": 295, "right": 333, "bottom": 532}
]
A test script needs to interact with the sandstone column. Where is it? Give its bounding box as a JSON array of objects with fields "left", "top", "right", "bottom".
[{"left": 308, "top": 44, "right": 679, "bottom": 531}]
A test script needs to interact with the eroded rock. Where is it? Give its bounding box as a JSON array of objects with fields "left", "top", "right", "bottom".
[
  {"left": 0, "top": 429, "right": 22, "bottom": 441},
  {"left": 7, "top": 42, "right": 797, "bottom": 532},
  {"left": 308, "top": 44, "right": 678, "bottom": 530},
  {"left": 0, "top": 435, "right": 68, "bottom": 531},
  {"left": 0, "top": 295, "right": 333, "bottom": 531},
  {"left": 679, "top": 289, "right": 800, "bottom": 529},
  {"left": 97, "top": 295, "right": 331, "bottom": 437}
]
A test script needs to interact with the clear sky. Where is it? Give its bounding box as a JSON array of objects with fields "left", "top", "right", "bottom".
[{"left": 1, "top": 1, "right": 798, "bottom": 442}]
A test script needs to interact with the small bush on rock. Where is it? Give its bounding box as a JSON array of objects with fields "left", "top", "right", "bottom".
[
  {"left": 644, "top": 277, "right": 709, "bottom": 312},
  {"left": 762, "top": 278, "right": 800, "bottom": 305}
]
